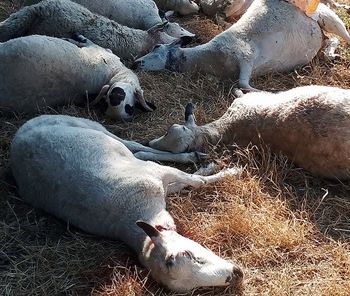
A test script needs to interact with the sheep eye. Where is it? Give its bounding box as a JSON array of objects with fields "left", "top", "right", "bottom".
[
  {"left": 166, "top": 255, "right": 175, "bottom": 267},
  {"left": 183, "top": 250, "right": 206, "bottom": 264},
  {"left": 183, "top": 250, "right": 195, "bottom": 259}
]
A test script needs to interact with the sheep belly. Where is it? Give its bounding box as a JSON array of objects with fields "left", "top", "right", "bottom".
[{"left": 10, "top": 123, "right": 166, "bottom": 239}]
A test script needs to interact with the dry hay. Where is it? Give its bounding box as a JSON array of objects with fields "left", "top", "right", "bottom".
[{"left": 1, "top": 1, "right": 350, "bottom": 295}]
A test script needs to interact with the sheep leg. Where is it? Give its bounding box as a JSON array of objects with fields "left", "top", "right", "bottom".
[
  {"left": 237, "top": 61, "right": 259, "bottom": 92},
  {"left": 133, "top": 150, "right": 206, "bottom": 163},
  {"left": 324, "top": 37, "right": 340, "bottom": 59},
  {"left": 165, "top": 166, "right": 241, "bottom": 194},
  {"left": 317, "top": 4, "right": 350, "bottom": 44},
  {"left": 101, "top": 130, "right": 206, "bottom": 163}
]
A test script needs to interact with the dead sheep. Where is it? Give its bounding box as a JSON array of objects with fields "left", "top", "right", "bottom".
[
  {"left": 0, "top": 34, "right": 153, "bottom": 120},
  {"left": 0, "top": 0, "right": 179, "bottom": 60},
  {"left": 149, "top": 85, "right": 350, "bottom": 180},
  {"left": 10, "top": 114, "right": 243, "bottom": 292}
]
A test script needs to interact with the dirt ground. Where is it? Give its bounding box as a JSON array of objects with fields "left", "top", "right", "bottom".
[{"left": 1, "top": 0, "right": 350, "bottom": 295}]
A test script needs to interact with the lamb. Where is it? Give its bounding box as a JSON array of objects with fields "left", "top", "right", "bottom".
[
  {"left": 153, "top": 0, "right": 200, "bottom": 15},
  {"left": 148, "top": 85, "right": 350, "bottom": 180},
  {"left": 0, "top": 34, "right": 153, "bottom": 120},
  {"left": 71, "top": 0, "right": 195, "bottom": 38},
  {"left": 10, "top": 114, "right": 243, "bottom": 292},
  {"left": 0, "top": 0, "right": 178, "bottom": 60},
  {"left": 133, "top": 0, "right": 350, "bottom": 90}
]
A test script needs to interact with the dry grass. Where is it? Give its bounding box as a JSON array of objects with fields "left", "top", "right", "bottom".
[{"left": 1, "top": 1, "right": 350, "bottom": 295}]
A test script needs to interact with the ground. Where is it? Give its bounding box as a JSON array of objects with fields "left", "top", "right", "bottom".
[{"left": 1, "top": 0, "right": 350, "bottom": 295}]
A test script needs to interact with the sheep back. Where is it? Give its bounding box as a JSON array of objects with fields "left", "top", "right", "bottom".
[{"left": 0, "top": 35, "right": 124, "bottom": 113}]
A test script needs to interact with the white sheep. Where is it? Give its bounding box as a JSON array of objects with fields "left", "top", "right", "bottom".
[
  {"left": 153, "top": 0, "right": 200, "bottom": 15},
  {"left": 0, "top": 0, "right": 178, "bottom": 60},
  {"left": 200, "top": 0, "right": 349, "bottom": 22},
  {"left": 71, "top": 0, "right": 195, "bottom": 38},
  {"left": 149, "top": 85, "right": 350, "bottom": 180},
  {"left": 10, "top": 114, "right": 243, "bottom": 292},
  {"left": 133, "top": 0, "right": 350, "bottom": 90},
  {"left": 200, "top": 0, "right": 254, "bottom": 21},
  {"left": 0, "top": 34, "right": 154, "bottom": 120}
]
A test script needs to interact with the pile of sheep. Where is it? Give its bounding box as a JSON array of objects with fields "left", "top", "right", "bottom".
[{"left": 1, "top": 0, "right": 350, "bottom": 293}]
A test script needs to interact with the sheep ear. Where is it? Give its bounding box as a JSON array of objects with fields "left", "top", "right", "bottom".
[
  {"left": 135, "top": 101, "right": 156, "bottom": 112},
  {"left": 165, "top": 10, "right": 174, "bottom": 18},
  {"left": 89, "top": 84, "right": 110, "bottom": 106},
  {"left": 136, "top": 221, "right": 163, "bottom": 245},
  {"left": 158, "top": 10, "right": 167, "bottom": 22},
  {"left": 179, "top": 35, "right": 193, "bottom": 46},
  {"left": 135, "top": 89, "right": 154, "bottom": 112},
  {"left": 168, "top": 36, "right": 193, "bottom": 49},
  {"left": 159, "top": 10, "right": 174, "bottom": 21},
  {"left": 185, "top": 102, "right": 196, "bottom": 126},
  {"left": 147, "top": 21, "right": 168, "bottom": 34}
]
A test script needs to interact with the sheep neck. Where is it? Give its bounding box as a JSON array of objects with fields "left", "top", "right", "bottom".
[
  {"left": 178, "top": 40, "right": 239, "bottom": 78},
  {"left": 119, "top": 209, "right": 176, "bottom": 255},
  {"left": 198, "top": 105, "right": 257, "bottom": 149}
]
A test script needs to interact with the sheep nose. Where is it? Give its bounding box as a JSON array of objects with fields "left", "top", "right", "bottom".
[
  {"left": 131, "top": 60, "right": 142, "bottom": 70},
  {"left": 226, "top": 265, "right": 244, "bottom": 285}
]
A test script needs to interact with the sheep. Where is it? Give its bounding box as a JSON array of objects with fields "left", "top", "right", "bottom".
[
  {"left": 0, "top": 34, "right": 154, "bottom": 120},
  {"left": 10, "top": 114, "right": 243, "bottom": 292},
  {"left": 153, "top": 0, "right": 200, "bottom": 15},
  {"left": 71, "top": 0, "right": 195, "bottom": 38},
  {"left": 148, "top": 85, "right": 350, "bottom": 180},
  {"left": 200, "top": 0, "right": 254, "bottom": 22},
  {"left": 133, "top": 0, "right": 350, "bottom": 91},
  {"left": 200, "top": 0, "right": 348, "bottom": 23},
  {"left": 0, "top": 0, "right": 178, "bottom": 60}
]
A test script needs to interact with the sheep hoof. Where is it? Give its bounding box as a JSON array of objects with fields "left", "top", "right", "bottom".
[
  {"left": 232, "top": 88, "right": 244, "bottom": 98},
  {"left": 195, "top": 151, "right": 208, "bottom": 162}
]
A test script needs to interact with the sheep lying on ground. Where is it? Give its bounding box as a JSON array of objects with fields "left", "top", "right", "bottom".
[
  {"left": 133, "top": 0, "right": 350, "bottom": 90},
  {"left": 200, "top": 0, "right": 254, "bottom": 21},
  {"left": 71, "top": 0, "right": 195, "bottom": 38},
  {"left": 153, "top": 0, "right": 200, "bottom": 15},
  {"left": 10, "top": 114, "right": 243, "bottom": 292},
  {"left": 200, "top": 0, "right": 349, "bottom": 22},
  {"left": 0, "top": 34, "right": 153, "bottom": 120},
  {"left": 0, "top": 0, "right": 178, "bottom": 60},
  {"left": 149, "top": 85, "right": 350, "bottom": 180}
]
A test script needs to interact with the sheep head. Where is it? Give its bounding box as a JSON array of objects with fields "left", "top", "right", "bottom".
[
  {"left": 158, "top": 10, "right": 196, "bottom": 38},
  {"left": 132, "top": 36, "right": 191, "bottom": 72},
  {"left": 91, "top": 83, "right": 154, "bottom": 121},
  {"left": 175, "top": 0, "right": 200, "bottom": 15},
  {"left": 136, "top": 221, "right": 243, "bottom": 292},
  {"left": 149, "top": 103, "right": 201, "bottom": 153},
  {"left": 164, "top": 22, "right": 196, "bottom": 38}
]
